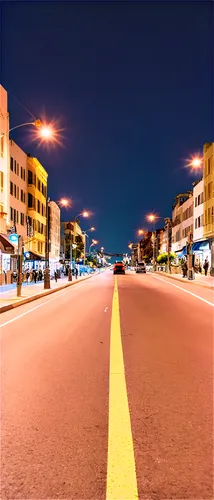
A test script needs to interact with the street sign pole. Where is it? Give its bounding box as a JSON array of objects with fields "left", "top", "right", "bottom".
[{"left": 17, "top": 235, "right": 22, "bottom": 297}]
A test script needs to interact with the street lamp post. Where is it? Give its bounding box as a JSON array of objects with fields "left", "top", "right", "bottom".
[
  {"left": 146, "top": 213, "right": 171, "bottom": 272},
  {"left": 44, "top": 196, "right": 51, "bottom": 289},
  {"left": 82, "top": 227, "right": 95, "bottom": 265}
]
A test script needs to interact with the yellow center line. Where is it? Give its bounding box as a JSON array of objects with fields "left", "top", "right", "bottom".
[{"left": 106, "top": 277, "right": 139, "bottom": 500}]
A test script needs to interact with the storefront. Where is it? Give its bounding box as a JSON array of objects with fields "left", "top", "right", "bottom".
[
  {"left": 192, "top": 240, "right": 210, "bottom": 267},
  {"left": 24, "top": 251, "right": 45, "bottom": 271},
  {"left": 0, "top": 233, "right": 15, "bottom": 285}
]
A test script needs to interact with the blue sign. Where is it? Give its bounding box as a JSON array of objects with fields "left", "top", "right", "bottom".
[{"left": 9, "top": 233, "right": 19, "bottom": 244}]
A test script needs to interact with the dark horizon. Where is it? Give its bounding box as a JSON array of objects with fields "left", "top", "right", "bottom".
[{"left": 1, "top": 1, "right": 213, "bottom": 253}]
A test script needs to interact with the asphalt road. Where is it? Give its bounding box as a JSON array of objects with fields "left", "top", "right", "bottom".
[{"left": 1, "top": 271, "right": 213, "bottom": 500}]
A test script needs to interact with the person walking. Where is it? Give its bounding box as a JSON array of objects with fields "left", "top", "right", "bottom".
[
  {"left": 182, "top": 260, "right": 188, "bottom": 278},
  {"left": 33, "top": 270, "right": 37, "bottom": 284},
  {"left": 203, "top": 258, "right": 209, "bottom": 276},
  {"left": 54, "top": 270, "right": 58, "bottom": 282},
  {"left": 75, "top": 266, "right": 78, "bottom": 279}
]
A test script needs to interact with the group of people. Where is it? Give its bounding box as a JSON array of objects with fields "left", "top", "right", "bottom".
[{"left": 182, "top": 258, "right": 210, "bottom": 278}]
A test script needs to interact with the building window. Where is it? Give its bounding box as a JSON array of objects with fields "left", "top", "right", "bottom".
[
  {"left": 14, "top": 184, "right": 16, "bottom": 198},
  {"left": 208, "top": 157, "right": 211, "bottom": 175},
  {"left": 207, "top": 181, "right": 212, "bottom": 200},
  {"left": 10, "top": 157, "right": 14, "bottom": 171},
  {"left": 37, "top": 200, "right": 40, "bottom": 214},
  {"left": 23, "top": 169, "right": 26, "bottom": 181},
  {"left": 28, "top": 193, "right": 34, "bottom": 208},
  {"left": 195, "top": 219, "right": 197, "bottom": 229},
  {"left": 195, "top": 197, "right": 197, "bottom": 208},
  {"left": 14, "top": 160, "right": 17, "bottom": 174},
  {"left": 10, "top": 181, "right": 13, "bottom": 195},
  {"left": 28, "top": 169, "right": 33, "bottom": 185},
  {"left": 37, "top": 179, "right": 41, "bottom": 191},
  {"left": 20, "top": 213, "right": 25, "bottom": 225},
  {"left": 0, "top": 135, "right": 4, "bottom": 157},
  {"left": 17, "top": 163, "right": 19, "bottom": 176},
  {"left": 17, "top": 186, "right": 19, "bottom": 200},
  {"left": 0, "top": 171, "right": 3, "bottom": 193}
]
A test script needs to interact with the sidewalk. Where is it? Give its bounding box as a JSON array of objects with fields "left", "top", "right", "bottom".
[
  {"left": 156, "top": 271, "right": 214, "bottom": 290},
  {"left": 0, "top": 273, "right": 97, "bottom": 313}
]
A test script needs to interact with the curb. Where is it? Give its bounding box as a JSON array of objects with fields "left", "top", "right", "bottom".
[
  {"left": 155, "top": 272, "right": 214, "bottom": 291},
  {"left": 0, "top": 273, "right": 97, "bottom": 314}
]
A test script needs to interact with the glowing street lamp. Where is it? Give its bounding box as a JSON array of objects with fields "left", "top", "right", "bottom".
[
  {"left": 187, "top": 155, "right": 203, "bottom": 172},
  {"left": 138, "top": 229, "right": 145, "bottom": 236},
  {"left": 146, "top": 213, "right": 171, "bottom": 273},
  {"left": 83, "top": 227, "right": 96, "bottom": 265}
]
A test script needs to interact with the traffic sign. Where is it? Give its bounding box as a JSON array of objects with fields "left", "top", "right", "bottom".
[{"left": 9, "top": 233, "right": 19, "bottom": 245}]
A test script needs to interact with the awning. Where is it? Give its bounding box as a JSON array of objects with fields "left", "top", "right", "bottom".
[
  {"left": 0, "top": 233, "right": 15, "bottom": 254},
  {"left": 24, "top": 251, "right": 45, "bottom": 261},
  {"left": 192, "top": 240, "right": 210, "bottom": 252},
  {"left": 175, "top": 246, "right": 186, "bottom": 258}
]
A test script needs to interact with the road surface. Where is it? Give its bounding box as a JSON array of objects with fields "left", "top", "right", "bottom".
[{"left": 1, "top": 271, "right": 213, "bottom": 499}]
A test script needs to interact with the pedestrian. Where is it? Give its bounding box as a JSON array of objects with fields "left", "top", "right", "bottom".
[
  {"left": 182, "top": 260, "right": 188, "bottom": 278},
  {"left": 203, "top": 259, "right": 209, "bottom": 276},
  {"left": 75, "top": 266, "right": 78, "bottom": 279},
  {"left": 33, "top": 270, "right": 37, "bottom": 283},
  {"left": 54, "top": 270, "right": 58, "bottom": 282}
]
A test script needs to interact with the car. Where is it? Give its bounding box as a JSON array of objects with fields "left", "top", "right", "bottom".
[
  {"left": 113, "top": 262, "right": 125, "bottom": 275},
  {"left": 135, "top": 262, "right": 146, "bottom": 273}
]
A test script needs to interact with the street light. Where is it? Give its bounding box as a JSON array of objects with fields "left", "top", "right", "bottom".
[
  {"left": 89, "top": 239, "right": 98, "bottom": 253},
  {"left": 82, "top": 227, "right": 95, "bottom": 265},
  {"left": 6, "top": 120, "right": 55, "bottom": 295},
  {"left": 146, "top": 213, "right": 171, "bottom": 273},
  {"left": 73, "top": 211, "right": 90, "bottom": 262},
  {"left": 186, "top": 155, "right": 203, "bottom": 172}
]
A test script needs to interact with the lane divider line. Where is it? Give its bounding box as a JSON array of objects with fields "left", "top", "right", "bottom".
[
  {"left": 152, "top": 275, "right": 214, "bottom": 307},
  {"left": 106, "top": 277, "right": 138, "bottom": 500}
]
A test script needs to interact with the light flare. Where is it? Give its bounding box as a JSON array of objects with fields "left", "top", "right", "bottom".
[{"left": 185, "top": 154, "right": 203, "bottom": 172}]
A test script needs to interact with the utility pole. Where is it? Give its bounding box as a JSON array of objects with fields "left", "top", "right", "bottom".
[
  {"left": 165, "top": 217, "right": 171, "bottom": 274},
  {"left": 152, "top": 231, "right": 156, "bottom": 271},
  {"left": 187, "top": 231, "right": 194, "bottom": 280},
  {"left": 68, "top": 231, "right": 73, "bottom": 281},
  {"left": 44, "top": 196, "right": 50, "bottom": 289},
  {"left": 17, "top": 235, "right": 23, "bottom": 297}
]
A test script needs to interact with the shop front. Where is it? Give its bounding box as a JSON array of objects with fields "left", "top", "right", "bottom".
[
  {"left": 0, "top": 233, "right": 15, "bottom": 285},
  {"left": 24, "top": 251, "right": 45, "bottom": 271},
  {"left": 192, "top": 240, "right": 210, "bottom": 268}
]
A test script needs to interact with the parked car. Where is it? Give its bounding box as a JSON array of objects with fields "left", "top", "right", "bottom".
[
  {"left": 135, "top": 262, "right": 146, "bottom": 273},
  {"left": 113, "top": 262, "right": 125, "bottom": 275}
]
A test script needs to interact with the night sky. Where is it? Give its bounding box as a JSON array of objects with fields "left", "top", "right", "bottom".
[{"left": 1, "top": 1, "right": 213, "bottom": 253}]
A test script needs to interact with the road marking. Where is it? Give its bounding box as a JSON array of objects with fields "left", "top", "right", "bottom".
[
  {"left": 0, "top": 280, "right": 88, "bottom": 328},
  {"left": 152, "top": 275, "right": 214, "bottom": 307},
  {"left": 106, "top": 277, "right": 138, "bottom": 500}
]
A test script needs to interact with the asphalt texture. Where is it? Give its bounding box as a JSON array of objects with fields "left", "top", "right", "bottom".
[{"left": 1, "top": 270, "right": 213, "bottom": 500}]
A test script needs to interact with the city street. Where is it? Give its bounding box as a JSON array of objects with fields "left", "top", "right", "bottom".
[{"left": 1, "top": 270, "right": 213, "bottom": 500}]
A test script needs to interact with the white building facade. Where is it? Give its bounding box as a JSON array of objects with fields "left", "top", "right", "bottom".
[
  {"left": 171, "top": 192, "right": 193, "bottom": 258},
  {"left": 193, "top": 179, "right": 204, "bottom": 242}
]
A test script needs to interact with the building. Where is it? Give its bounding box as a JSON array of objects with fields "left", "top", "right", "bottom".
[
  {"left": 204, "top": 143, "right": 214, "bottom": 239},
  {"left": 203, "top": 143, "right": 214, "bottom": 274},
  {"left": 171, "top": 192, "right": 193, "bottom": 257},
  {"left": 0, "top": 86, "right": 15, "bottom": 280},
  {"left": 49, "top": 200, "right": 60, "bottom": 272},
  {"left": 191, "top": 178, "right": 209, "bottom": 265},
  {"left": 9, "top": 140, "right": 27, "bottom": 240},
  {"left": 25, "top": 154, "right": 48, "bottom": 269},
  {"left": 60, "top": 221, "right": 84, "bottom": 263}
]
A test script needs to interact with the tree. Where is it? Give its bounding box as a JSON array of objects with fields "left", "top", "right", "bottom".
[
  {"left": 157, "top": 252, "right": 176, "bottom": 265},
  {"left": 75, "top": 234, "right": 84, "bottom": 260}
]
